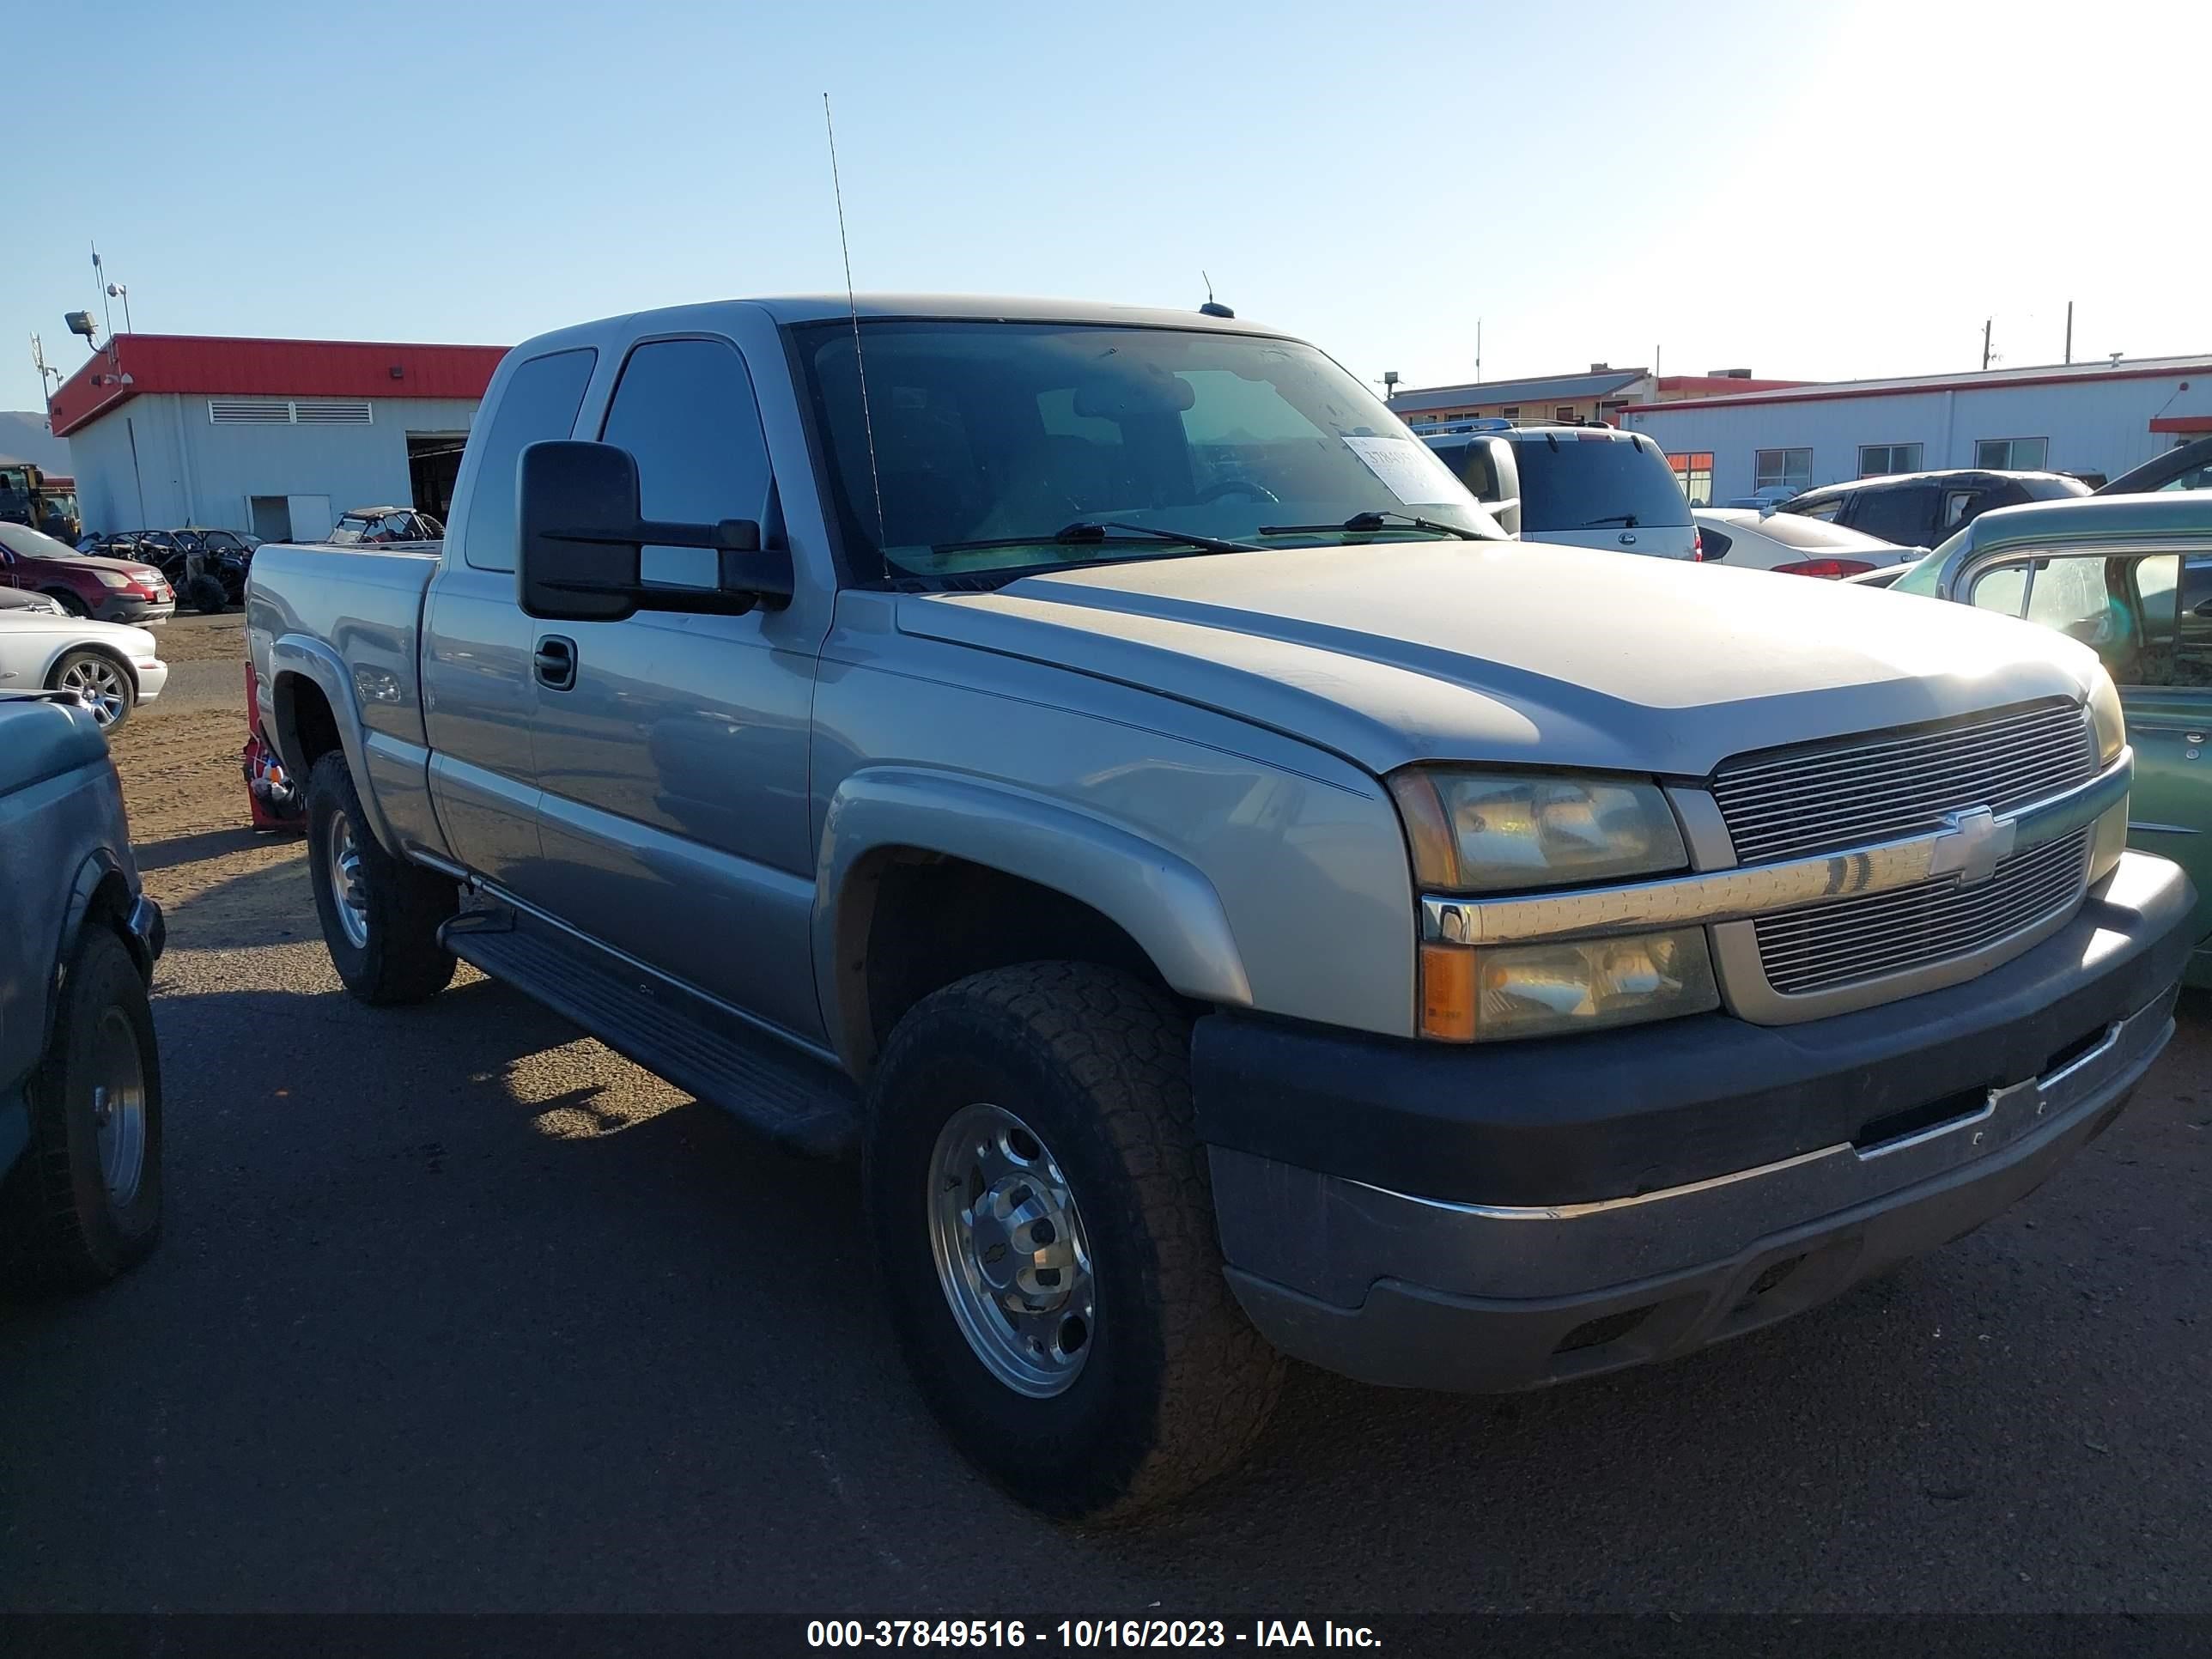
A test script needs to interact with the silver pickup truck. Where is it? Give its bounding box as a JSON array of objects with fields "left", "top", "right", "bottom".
[{"left": 248, "top": 295, "right": 2197, "bottom": 1520}]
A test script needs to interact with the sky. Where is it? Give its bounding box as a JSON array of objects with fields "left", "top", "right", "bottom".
[{"left": 6, "top": 0, "right": 2208, "bottom": 416}]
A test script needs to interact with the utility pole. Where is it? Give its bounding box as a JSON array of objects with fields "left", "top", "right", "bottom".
[
  {"left": 1982, "top": 318, "right": 1993, "bottom": 372},
  {"left": 2064, "top": 301, "right": 2074, "bottom": 365},
  {"left": 1474, "top": 318, "right": 1482, "bottom": 384}
]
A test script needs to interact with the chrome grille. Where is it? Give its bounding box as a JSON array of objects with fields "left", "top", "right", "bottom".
[
  {"left": 1711, "top": 699, "right": 2096, "bottom": 866},
  {"left": 1753, "top": 829, "right": 2089, "bottom": 996}
]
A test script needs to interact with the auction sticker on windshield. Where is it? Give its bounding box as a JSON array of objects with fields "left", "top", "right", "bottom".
[{"left": 1341, "top": 435, "right": 1465, "bottom": 506}]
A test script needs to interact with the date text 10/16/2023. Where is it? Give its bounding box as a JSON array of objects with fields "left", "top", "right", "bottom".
[{"left": 806, "top": 1620, "right": 1382, "bottom": 1649}]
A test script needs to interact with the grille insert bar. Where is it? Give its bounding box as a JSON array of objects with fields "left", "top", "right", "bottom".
[
  {"left": 1713, "top": 699, "right": 2096, "bottom": 866},
  {"left": 1753, "top": 830, "right": 2088, "bottom": 995}
]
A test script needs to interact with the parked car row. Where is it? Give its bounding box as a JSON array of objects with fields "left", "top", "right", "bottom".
[{"left": 78, "top": 527, "right": 258, "bottom": 613}]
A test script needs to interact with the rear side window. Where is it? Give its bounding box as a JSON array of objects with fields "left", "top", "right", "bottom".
[
  {"left": 1844, "top": 483, "right": 1937, "bottom": 546},
  {"left": 1514, "top": 435, "right": 1689, "bottom": 532},
  {"left": 459, "top": 348, "right": 597, "bottom": 573},
  {"left": 599, "top": 338, "right": 775, "bottom": 589}
]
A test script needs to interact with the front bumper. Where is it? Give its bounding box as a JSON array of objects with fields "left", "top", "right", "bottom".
[
  {"left": 1198, "top": 850, "right": 2194, "bottom": 1392},
  {"left": 94, "top": 596, "right": 175, "bottom": 626},
  {"left": 124, "top": 892, "right": 167, "bottom": 978}
]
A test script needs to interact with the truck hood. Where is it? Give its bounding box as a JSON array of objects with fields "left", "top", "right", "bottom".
[{"left": 896, "top": 541, "right": 2099, "bottom": 777}]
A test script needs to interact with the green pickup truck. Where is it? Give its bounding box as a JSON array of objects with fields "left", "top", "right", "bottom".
[{"left": 1891, "top": 491, "right": 2212, "bottom": 983}]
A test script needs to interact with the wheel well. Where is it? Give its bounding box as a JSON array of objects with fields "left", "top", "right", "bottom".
[
  {"left": 276, "top": 672, "right": 343, "bottom": 771},
  {"left": 46, "top": 642, "right": 137, "bottom": 695},
  {"left": 843, "top": 852, "right": 1176, "bottom": 1072}
]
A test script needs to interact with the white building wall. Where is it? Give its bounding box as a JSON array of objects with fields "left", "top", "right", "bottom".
[
  {"left": 66, "top": 393, "right": 477, "bottom": 535},
  {"left": 1624, "top": 369, "right": 2212, "bottom": 501}
]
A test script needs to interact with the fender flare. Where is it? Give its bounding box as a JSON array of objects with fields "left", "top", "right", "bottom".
[
  {"left": 814, "top": 768, "right": 1254, "bottom": 1072},
  {"left": 46, "top": 848, "right": 138, "bottom": 1048},
  {"left": 266, "top": 634, "right": 404, "bottom": 855}
]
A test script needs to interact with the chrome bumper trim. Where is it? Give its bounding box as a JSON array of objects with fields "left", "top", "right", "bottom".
[{"left": 1423, "top": 748, "right": 2130, "bottom": 947}]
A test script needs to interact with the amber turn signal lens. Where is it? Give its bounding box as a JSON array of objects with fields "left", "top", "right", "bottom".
[{"left": 1419, "top": 943, "right": 1478, "bottom": 1042}]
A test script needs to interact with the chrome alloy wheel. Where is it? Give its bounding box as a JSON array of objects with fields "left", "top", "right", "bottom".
[
  {"left": 927, "top": 1103, "right": 1097, "bottom": 1397},
  {"left": 325, "top": 807, "right": 371, "bottom": 949},
  {"left": 57, "top": 656, "right": 129, "bottom": 727},
  {"left": 88, "top": 1006, "right": 149, "bottom": 1207}
]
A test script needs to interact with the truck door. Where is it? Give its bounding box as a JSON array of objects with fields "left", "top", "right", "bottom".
[
  {"left": 421, "top": 347, "right": 599, "bottom": 888},
  {"left": 521, "top": 334, "right": 826, "bottom": 1043}
]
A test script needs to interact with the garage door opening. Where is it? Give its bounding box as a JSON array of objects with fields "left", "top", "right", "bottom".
[{"left": 407, "top": 433, "right": 467, "bottom": 522}]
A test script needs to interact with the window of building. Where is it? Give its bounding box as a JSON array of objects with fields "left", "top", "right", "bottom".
[
  {"left": 1554, "top": 405, "right": 1575, "bottom": 422},
  {"left": 599, "top": 337, "right": 775, "bottom": 588},
  {"left": 1499, "top": 405, "right": 1521, "bottom": 420},
  {"left": 1858, "top": 442, "right": 1923, "bottom": 477},
  {"left": 1668, "top": 451, "right": 1714, "bottom": 506},
  {"left": 1754, "top": 448, "right": 1813, "bottom": 492},
  {"left": 459, "top": 347, "right": 597, "bottom": 573},
  {"left": 1975, "top": 436, "right": 2050, "bottom": 470}
]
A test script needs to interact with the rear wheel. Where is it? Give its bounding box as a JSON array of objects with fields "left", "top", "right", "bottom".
[
  {"left": 1, "top": 927, "right": 163, "bottom": 1291},
  {"left": 865, "top": 962, "right": 1285, "bottom": 1521},
  {"left": 305, "top": 751, "right": 459, "bottom": 1004},
  {"left": 184, "top": 574, "right": 228, "bottom": 614},
  {"left": 48, "top": 648, "right": 133, "bottom": 731}
]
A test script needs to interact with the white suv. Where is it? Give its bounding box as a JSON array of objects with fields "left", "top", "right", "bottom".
[{"left": 1423, "top": 422, "right": 1698, "bottom": 560}]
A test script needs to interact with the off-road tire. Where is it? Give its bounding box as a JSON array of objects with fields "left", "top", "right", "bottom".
[
  {"left": 1, "top": 927, "right": 163, "bottom": 1291},
  {"left": 865, "top": 962, "right": 1285, "bottom": 1522},
  {"left": 185, "top": 574, "right": 228, "bottom": 615},
  {"left": 305, "top": 751, "right": 459, "bottom": 1004}
]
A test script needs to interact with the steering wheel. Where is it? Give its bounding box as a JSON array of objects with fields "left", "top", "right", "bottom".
[{"left": 1195, "top": 478, "right": 1279, "bottom": 506}]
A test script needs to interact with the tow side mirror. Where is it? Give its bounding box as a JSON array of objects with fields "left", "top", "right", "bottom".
[{"left": 516, "top": 440, "right": 789, "bottom": 622}]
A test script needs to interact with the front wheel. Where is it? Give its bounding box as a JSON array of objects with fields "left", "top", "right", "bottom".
[
  {"left": 865, "top": 963, "right": 1285, "bottom": 1522},
  {"left": 48, "top": 648, "right": 133, "bottom": 731},
  {"left": 1, "top": 927, "right": 163, "bottom": 1291},
  {"left": 46, "top": 589, "right": 89, "bottom": 618},
  {"left": 184, "top": 574, "right": 228, "bottom": 614},
  {"left": 305, "top": 752, "right": 459, "bottom": 1004}
]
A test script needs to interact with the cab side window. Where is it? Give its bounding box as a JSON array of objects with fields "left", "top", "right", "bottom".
[
  {"left": 1986, "top": 553, "right": 2185, "bottom": 686},
  {"left": 599, "top": 338, "right": 775, "bottom": 589},
  {"left": 1847, "top": 484, "right": 1936, "bottom": 547},
  {"left": 459, "top": 348, "right": 597, "bottom": 573}
]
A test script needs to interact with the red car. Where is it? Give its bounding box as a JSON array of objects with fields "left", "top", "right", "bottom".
[{"left": 0, "top": 522, "right": 174, "bottom": 624}]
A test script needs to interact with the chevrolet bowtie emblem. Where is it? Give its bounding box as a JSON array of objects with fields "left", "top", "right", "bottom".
[{"left": 1927, "top": 807, "right": 2016, "bottom": 887}]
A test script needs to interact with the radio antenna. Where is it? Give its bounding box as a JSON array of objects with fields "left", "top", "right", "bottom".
[{"left": 823, "top": 93, "right": 885, "bottom": 542}]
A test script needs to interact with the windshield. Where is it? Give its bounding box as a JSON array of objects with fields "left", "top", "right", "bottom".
[
  {"left": 795, "top": 320, "right": 1499, "bottom": 580},
  {"left": 1514, "top": 434, "right": 1691, "bottom": 532},
  {"left": 0, "top": 521, "right": 85, "bottom": 561}
]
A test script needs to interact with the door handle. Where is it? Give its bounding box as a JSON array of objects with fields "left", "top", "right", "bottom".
[{"left": 533, "top": 635, "right": 577, "bottom": 691}]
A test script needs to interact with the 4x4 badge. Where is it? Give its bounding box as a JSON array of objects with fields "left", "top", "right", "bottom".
[{"left": 1928, "top": 807, "right": 2017, "bottom": 887}]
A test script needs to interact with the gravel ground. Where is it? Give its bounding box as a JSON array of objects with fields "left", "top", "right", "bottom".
[{"left": 2, "top": 682, "right": 2208, "bottom": 1615}]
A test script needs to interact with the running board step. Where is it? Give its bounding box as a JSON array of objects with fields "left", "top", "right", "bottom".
[{"left": 441, "top": 908, "right": 859, "bottom": 1158}]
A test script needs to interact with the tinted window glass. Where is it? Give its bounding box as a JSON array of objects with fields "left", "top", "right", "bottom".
[
  {"left": 797, "top": 320, "right": 1492, "bottom": 580},
  {"left": 459, "top": 348, "right": 596, "bottom": 573},
  {"left": 1513, "top": 436, "right": 1689, "bottom": 532},
  {"left": 1697, "top": 526, "right": 1734, "bottom": 560},
  {"left": 1845, "top": 483, "right": 1936, "bottom": 546},
  {"left": 599, "top": 338, "right": 775, "bottom": 588}
]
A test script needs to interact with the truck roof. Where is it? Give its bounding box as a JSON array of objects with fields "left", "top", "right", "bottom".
[{"left": 520, "top": 294, "right": 1293, "bottom": 350}]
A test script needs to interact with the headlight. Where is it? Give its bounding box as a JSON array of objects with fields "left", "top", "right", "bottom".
[
  {"left": 2087, "top": 667, "right": 2124, "bottom": 765},
  {"left": 92, "top": 568, "right": 132, "bottom": 589},
  {"left": 1389, "top": 768, "right": 1688, "bottom": 891},
  {"left": 1420, "top": 927, "right": 1718, "bottom": 1042}
]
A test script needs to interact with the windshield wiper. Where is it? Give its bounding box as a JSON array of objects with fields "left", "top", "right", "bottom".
[
  {"left": 1581, "top": 514, "right": 1639, "bottom": 528},
  {"left": 930, "top": 520, "right": 1261, "bottom": 556},
  {"left": 1255, "top": 509, "right": 1490, "bottom": 542}
]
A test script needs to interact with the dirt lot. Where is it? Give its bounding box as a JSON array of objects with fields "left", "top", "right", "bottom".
[{"left": 5, "top": 680, "right": 2210, "bottom": 1615}]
